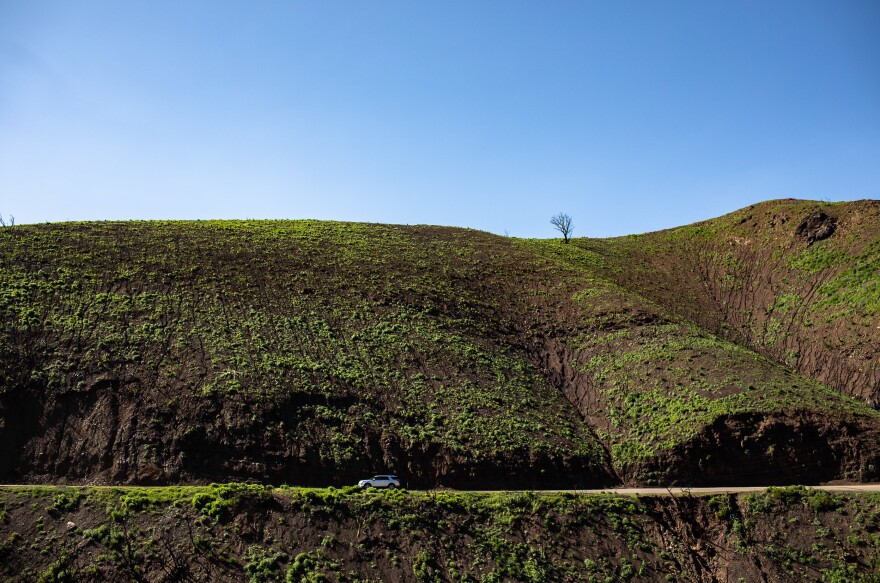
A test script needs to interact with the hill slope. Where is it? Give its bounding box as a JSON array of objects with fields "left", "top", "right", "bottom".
[
  {"left": 0, "top": 200, "right": 878, "bottom": 487},
  {"left": 573, "top": 198, "right": 880, "bottom": 406},
  {"left": 3, "top": 486, "right": 879, "bottom": 582}
]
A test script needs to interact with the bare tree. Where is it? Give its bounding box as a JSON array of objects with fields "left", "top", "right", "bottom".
[
  {"left": 550, "top": 212, "right": 573, "bottom": 243},
  {"left": 0, "top": 214, "right": 12, "bottom": 227}
]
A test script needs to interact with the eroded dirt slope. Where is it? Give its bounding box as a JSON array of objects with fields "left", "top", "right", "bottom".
[
  {"left": 0, "top": 208, "right": 878, "bottom": 487},
  {"left": 0, "top": 221, "right": 614, "bottom": 488},
  {"left": 575, "top": 199, "right": 880, "bottom": 406},
  {"left": 520, "top": 231, "right": 880, "bottom": 485},
  {"left": 1, "top": 485, "right": 879, "bottom": 582}
]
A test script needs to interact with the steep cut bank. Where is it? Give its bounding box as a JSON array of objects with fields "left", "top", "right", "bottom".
[
  {"left": 1, "top": 485, "right": 879, "bottom": 582},
  {"left": 1, "top": 211, "right": 879, "bottom": 487}
]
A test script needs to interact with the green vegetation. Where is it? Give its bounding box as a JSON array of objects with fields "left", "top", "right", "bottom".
[
  {"left": 1, "top": 199, "right": 879, "bottom": 489},
  {"left": 191, "top": 483, "right": 274, "bottom": 521},
  {"left": 744, "top": 486, "right": 844, "bottom": 514},
  {"left": 575, "top": 319, "right": 877, "bottom": 466},
  {"left": 0, "top": 485, "right": 879, "bottom": 582},
  {"left": 817, "top": 239, "right": 880, "bottom": 316},
  {"left": 786, "top": 240, "right": 845, "bottom": 273},
  {"left": 0, "top": 220, "right": 608, "bottom": 486}
]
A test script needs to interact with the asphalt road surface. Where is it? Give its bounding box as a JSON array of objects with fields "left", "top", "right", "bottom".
[
  {"left": 553, "top": 484, "right": 880, "bottom": 495},
  {"left": 2, "top": 484, "right": 880, "bottom": 494}
]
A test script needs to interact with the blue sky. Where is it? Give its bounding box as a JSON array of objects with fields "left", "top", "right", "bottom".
[{"left": 1, "top": 1, "right": 878, "bottom": 237}]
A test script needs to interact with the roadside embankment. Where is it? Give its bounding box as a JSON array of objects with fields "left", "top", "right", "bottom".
[{"left": 1, "top": 484, "right": 878, "bottom": 582}]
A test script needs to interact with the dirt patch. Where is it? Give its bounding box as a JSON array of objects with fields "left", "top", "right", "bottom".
[{"left": 0, "top": 381, "right": 616, "bottom": 490}]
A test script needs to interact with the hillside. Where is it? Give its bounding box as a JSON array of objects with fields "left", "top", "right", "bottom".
[
  {"left": 573, "top": 198, "right": 880, "bottom": 406},
  {"left": 2, "top": 485, "right": 879, "bottom": 582},
  {"left": 0, "top": 200, "right": 878, "bottom": 487}
]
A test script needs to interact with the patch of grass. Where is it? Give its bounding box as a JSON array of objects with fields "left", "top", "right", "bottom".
[
  {"left": 744, "top": 486, "right": 844, "bottom": 515},
  {"left": 244, "top": 545, "right": 288, "bottom": 583},
  {"left": 191, "top": 483, "right": 273, "bottom": 522},
  {"left": 786, "top": 241, "right": 845, "bottom": 273},
  {"left": 817, "top": 240, "right": 880, "bottom": 316},
  {"left": 568, "top": 318, "right": 878, "bottom": 467},
  {"left": 46, "top": 488, "right": 84, "bottom": 516}
]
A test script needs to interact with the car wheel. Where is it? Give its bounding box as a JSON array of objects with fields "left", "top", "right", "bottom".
[
  {"left": 362, "top": 483, "right": 371, "bottom": 489},
  {"left": 387, "top": 483, "right": 395, "bottom": 489}
]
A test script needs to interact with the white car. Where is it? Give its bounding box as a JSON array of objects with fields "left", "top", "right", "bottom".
[{"left": 358, "top": 475, "right": 400, "bottom": 489}]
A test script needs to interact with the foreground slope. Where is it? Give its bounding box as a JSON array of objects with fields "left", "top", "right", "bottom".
[
  {"left": 2, "top": 485, "right": 879, "bottom": 582},
  {"left": 0, "top": 205, "right": 878, "bottom": 486}
]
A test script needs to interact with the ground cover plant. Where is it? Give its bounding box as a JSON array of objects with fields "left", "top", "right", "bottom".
[
  {"left": 0, "top": 220, "right": 612, "bottom": 487},
  {"left": 1, "top": 485, "right": 879, "bottom": 582},
  {"left": 568, "top": 199, "right": 880, "bottom": 407}
]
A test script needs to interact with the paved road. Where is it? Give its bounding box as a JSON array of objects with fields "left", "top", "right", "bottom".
[
  {"left": 407, "top": 485, "right": 880, "bottom": 495},
  {"left": 549, "top": 484, "right": 880, "bottom": 496},
  {"left": 2, "top": 484, "right": 880, "bottom": 495}
]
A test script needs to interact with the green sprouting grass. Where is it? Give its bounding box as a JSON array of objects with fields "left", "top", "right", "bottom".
[
  {"left": 786, "top": 240, "right": 846, "bottom": 273},
  {"left": 1, "top": 208, "right": 877, "bottom": 483},
  {"left": 1, "top": 484, "right": 879, "bottom": 582},
  {"left": 575, "top": 319, "right": 880, "bottom": 465},
  {"left": 816, "top": 240, "right": 880, "bottom": 316},
  {"left": 0, "top": 220, "right": 606, "bottom": 478}
]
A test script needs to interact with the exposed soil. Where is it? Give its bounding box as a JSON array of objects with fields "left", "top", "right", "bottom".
[
  {"left": 582, "top": 199, "right": 880, "bottom": 407},
  {"left": 0, "top": 201, "right": 879, "bottom": 490},
  {"left": 2, "top": 486, "right": 878, "bottom": 582},
  {"left": 0, "top": 382, "right": 615, "bottom": 490}
]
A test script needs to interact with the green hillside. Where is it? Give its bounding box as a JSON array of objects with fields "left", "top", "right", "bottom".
[
  {"left": 2, "top": 485, "right": 879, "bottom": 582},
  {"left": 0, "top": 200, "right": 878, "bottom": 487},
  {"left": 574, "top": 199, "right": 880, "bottom": 406}
]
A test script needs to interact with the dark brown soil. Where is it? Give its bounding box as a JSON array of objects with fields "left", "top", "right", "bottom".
[
  {"left": 1, "top": 487, "right": 878, "bottom": 582},
  {"left": 0, "top": 201, "right": 878, "bottom": 489},
  {"left": 581, "top": 199, "right": 880, "bottom": 407},
  {"left": 796, "top": 210, "right": 837, "bottom": 244},
  {"left": 0, "top": 382, "right": 614, "bottom": 490}
]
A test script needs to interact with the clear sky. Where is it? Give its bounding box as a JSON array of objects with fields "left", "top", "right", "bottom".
[{"left": 2, "top": 1, "right": 878, "bottom": 238}]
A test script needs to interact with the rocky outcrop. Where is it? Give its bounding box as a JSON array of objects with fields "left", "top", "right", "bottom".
[{"left": 796, "top": 210, "right": 837, "bottom": 244}]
